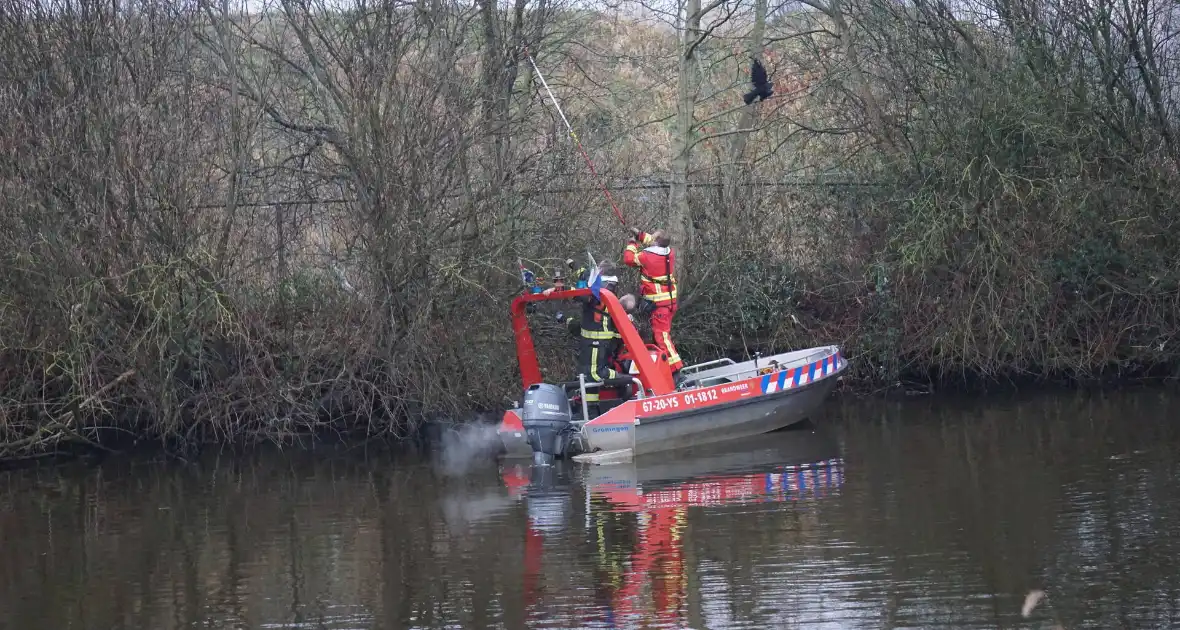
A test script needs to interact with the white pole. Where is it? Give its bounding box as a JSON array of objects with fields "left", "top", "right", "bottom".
[
  {"left": 522, "top": 47, "right": 628, "bottom": 226},
  {"left": 525, "top": 48, "right": 579, "bottom": 143}
]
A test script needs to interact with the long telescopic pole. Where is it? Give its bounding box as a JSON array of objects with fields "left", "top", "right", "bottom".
[{"left": 523, "top": 47, "right": 628, "bottom": 227}]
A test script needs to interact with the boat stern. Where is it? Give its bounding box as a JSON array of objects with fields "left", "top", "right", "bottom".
[{"left": 581, "top": 401, "right": 639, "bottom": 453}]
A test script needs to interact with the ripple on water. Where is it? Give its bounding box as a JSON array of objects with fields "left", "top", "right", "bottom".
[{"left": 3, "top": 390, "right": 1180, "bottom": 629}]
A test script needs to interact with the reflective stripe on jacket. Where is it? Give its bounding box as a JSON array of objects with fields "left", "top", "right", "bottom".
[
  {"left": 577, "top": 274, "right": 620, "bottom": 340},
  {"left": 623, "top": 231, "right": 677, "bottom": 303}
]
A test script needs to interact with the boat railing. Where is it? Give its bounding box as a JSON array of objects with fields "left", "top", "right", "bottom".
[
  {"left": 685, "top": 348, "right": 838, "bottom": 388},
  {"left": 684, "top": 362, "right": 764, "bottom": 386},
  {"left": 564, "top": 375, "right": 647, "bottom": 422},
  {"left": 679, "top": 358, "right": 737, "bottom": 375}
]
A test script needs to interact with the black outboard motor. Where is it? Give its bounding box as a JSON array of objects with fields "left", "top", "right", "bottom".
[{"left": 521, "top": 383, "right": 575, "bottom": 466}]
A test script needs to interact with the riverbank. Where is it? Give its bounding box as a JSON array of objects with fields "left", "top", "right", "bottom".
[
  {"left": 4, "top": 365, "right": 1178, "bottom": 472},
  {"left": 833, "top": 362, "right": 1180, "bottom": 399},
  {"left": 8, "top": 0, "right": 1180, "bottom": 471},
  {"left": 0, "top": 405, "right": 509, "bottom": 471}
]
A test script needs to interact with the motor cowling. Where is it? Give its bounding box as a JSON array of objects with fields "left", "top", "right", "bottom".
[{"left": 521, "top": 383, "right": 575, "bottom": 466}]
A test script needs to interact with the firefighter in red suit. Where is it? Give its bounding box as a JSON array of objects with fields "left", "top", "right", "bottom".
[{"left": 623, "top": 226, "right": 684, "bottom": 379}]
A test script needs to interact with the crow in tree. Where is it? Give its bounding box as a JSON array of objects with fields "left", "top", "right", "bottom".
[{"left": 743, "top": 57, "right": 774, "bottom": 105}]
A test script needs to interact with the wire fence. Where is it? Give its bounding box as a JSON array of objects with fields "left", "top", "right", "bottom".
[{"left": 191, "top": 176, "right": 884, "bottom": 209}]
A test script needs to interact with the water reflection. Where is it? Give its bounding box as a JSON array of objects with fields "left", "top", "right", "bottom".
[
  {"left": 2, "top": 389, "right": 1180, "bottom": 629},
  {"left": 503, "top": 430, "right": 845, "bottom": 628}
]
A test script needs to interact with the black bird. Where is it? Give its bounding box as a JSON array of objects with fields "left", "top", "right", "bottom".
[{"left": 743, "top": 57, "right": 774, "bottom": 105}]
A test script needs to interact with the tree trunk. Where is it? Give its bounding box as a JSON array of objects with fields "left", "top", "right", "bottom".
[
  {"left": 670, "top": 0, "right": 703, "bottom": 266},
  {"left": 674, "top": 0, "right": 698, "bottom": 248}
]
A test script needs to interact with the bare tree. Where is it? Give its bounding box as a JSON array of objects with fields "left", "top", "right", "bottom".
[{"left": 4, "top": 0, "right": 1180, "bottom": 461}]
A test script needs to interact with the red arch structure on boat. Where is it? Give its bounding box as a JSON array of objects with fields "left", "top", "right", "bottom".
[{"left": 510, "top": 287, "right": 676, "bottom": 396}]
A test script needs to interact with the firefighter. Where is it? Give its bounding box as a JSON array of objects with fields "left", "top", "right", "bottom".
[
  {"left": 547, "top": 263, "right": 611, "bottom": 336},
  {"left": 623, "top": 226, "right": 683, "bottom": 380},
  {"left": 546, "top": 262, "right": 637, "bottom": 413},
  {"left": 574, "top": 262, "right": 626, "bottom": 415}
]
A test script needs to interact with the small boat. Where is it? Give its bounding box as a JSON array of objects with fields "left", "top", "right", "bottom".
[{"left": 497, "top": 286, "right": 847, "bottom": 464}]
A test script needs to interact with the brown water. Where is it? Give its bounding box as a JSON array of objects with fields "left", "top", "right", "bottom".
[{"left": 2, "top": 388, "right": 1179, "bottom": 630}]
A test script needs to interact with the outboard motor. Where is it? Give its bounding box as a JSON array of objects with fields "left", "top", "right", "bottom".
[{"left": 521, "top": 383, "right": 575, "bottom": 466}]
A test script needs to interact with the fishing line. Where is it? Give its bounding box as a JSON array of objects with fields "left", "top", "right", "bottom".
[{"left": 523, "top": 46, "right": 628, "bottom": 227}]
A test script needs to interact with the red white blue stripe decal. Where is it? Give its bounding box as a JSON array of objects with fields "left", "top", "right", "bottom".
[{"left": 759, "top": 351, "right": 843, "bottom": 395}]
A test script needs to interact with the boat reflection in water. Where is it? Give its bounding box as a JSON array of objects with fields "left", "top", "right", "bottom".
[{"left": 499, "top": 429, "right": 846, "bottom": 628}]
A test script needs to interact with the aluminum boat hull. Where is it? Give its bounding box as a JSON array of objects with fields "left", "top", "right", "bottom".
[
  {"left": 499, "top": 345, "right": 845, "bottom": 459},
  {"left": 592, "top": 376, "right": 836, "bottom": 455}
]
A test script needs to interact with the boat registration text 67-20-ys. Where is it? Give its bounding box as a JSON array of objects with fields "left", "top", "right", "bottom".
[{"left": 639, "top": 382, "right": 752, "bottom": 414}]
